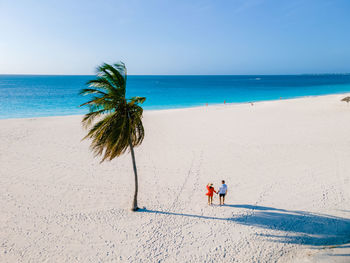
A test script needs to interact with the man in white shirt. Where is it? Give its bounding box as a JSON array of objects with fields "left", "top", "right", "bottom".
[{"left": 218, "top": 180, "right": 228, "bottom": 205}]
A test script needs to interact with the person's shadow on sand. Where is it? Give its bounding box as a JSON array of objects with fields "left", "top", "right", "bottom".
[{"left": 139, "top": 204, "right": 350, "bottom": 248}]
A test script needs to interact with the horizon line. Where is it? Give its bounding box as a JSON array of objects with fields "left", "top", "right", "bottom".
[{"left": 1, "top": 73, "right": 350, "bottom": 77}]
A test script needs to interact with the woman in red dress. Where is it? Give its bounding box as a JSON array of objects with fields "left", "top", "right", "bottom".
[{"left": 206, "top": 183, "right": 217, "bottom": 205}]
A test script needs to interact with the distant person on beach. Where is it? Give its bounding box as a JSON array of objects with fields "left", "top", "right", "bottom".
[
  {"left": 206, "top": 183, "right": 217, "bottom": 205},
  {"left": 218, "top": 180, "right": 228, "bottom": 205}
]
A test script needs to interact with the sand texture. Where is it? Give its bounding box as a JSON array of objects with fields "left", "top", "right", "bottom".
[{"left": 1, "top": 94, "right": 350, "bottom": 262}]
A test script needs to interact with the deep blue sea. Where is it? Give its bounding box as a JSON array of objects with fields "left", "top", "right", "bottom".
[{"left": 1, "top": 74, "right": 350, "bottom": 119}]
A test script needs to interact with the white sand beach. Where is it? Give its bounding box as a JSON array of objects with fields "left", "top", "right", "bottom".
[{"left": 1, "top": 94, "right": 350, "bottom": 262}]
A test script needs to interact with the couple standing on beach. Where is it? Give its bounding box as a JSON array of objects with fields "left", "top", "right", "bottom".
[{"left": 206, "top": 180, "right": 228, "bottom": 205}]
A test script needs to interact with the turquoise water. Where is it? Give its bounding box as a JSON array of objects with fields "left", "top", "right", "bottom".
[{"left": 0, "top": 74, "right": 350, "bottom": 119}]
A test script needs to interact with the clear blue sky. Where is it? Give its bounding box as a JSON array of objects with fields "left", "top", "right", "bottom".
[{"left": 0, "top": 0, "right": 349, "bottom": 75}]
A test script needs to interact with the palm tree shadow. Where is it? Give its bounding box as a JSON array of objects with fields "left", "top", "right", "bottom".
[
  {"left": 139, "top": 205, "right": 350, "bottom": 247},
  {"left": 138, "top": 208, "right": 228, "bottom": 221}
]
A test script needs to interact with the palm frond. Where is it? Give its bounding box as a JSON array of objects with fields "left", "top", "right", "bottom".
[
  {"left": 97, "top": 63, "right": 126, "bottom": 94},
  {"left": 79, "top": 87, "right": 107, "bottom": 97},
  {"left": 81, "top": 108, "right": 109, "bottom": 128},
  {"left": 80, "top": 62, "right": 145, "bottom": 162},
  {"left": 128, "top": 103, "right": 145, "bottom": 147},
  {"left": 85, "top": 78, "right": 118, "bottom": 94},
  {"left": 80, "top": 95, "right": 112, "bottom": 107},
  {"left": 129, "top": 96, "right": 146, "bottom": 105}
]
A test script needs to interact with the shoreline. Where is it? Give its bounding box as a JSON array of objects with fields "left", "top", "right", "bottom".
[{"left": 1, "top": 91, "right": 350, "bottom": 121}]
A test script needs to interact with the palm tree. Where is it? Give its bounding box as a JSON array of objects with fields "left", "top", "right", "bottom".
[{"left": 80, "top": 62, "right": 146, "bottom": 211}]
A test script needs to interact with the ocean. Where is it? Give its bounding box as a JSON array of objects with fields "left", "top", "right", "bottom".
[{"left": 0, "top": 74, "right": 350, "bottom": 119}]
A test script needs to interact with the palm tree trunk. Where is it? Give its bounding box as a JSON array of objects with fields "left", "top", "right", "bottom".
[{"left": 129, "top": 138, "right": 139, "bottom": 211}]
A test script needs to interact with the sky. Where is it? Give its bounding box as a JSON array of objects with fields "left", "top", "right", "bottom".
[{"left": 0, "top": 0, "right": 349, "bottom": 75}]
